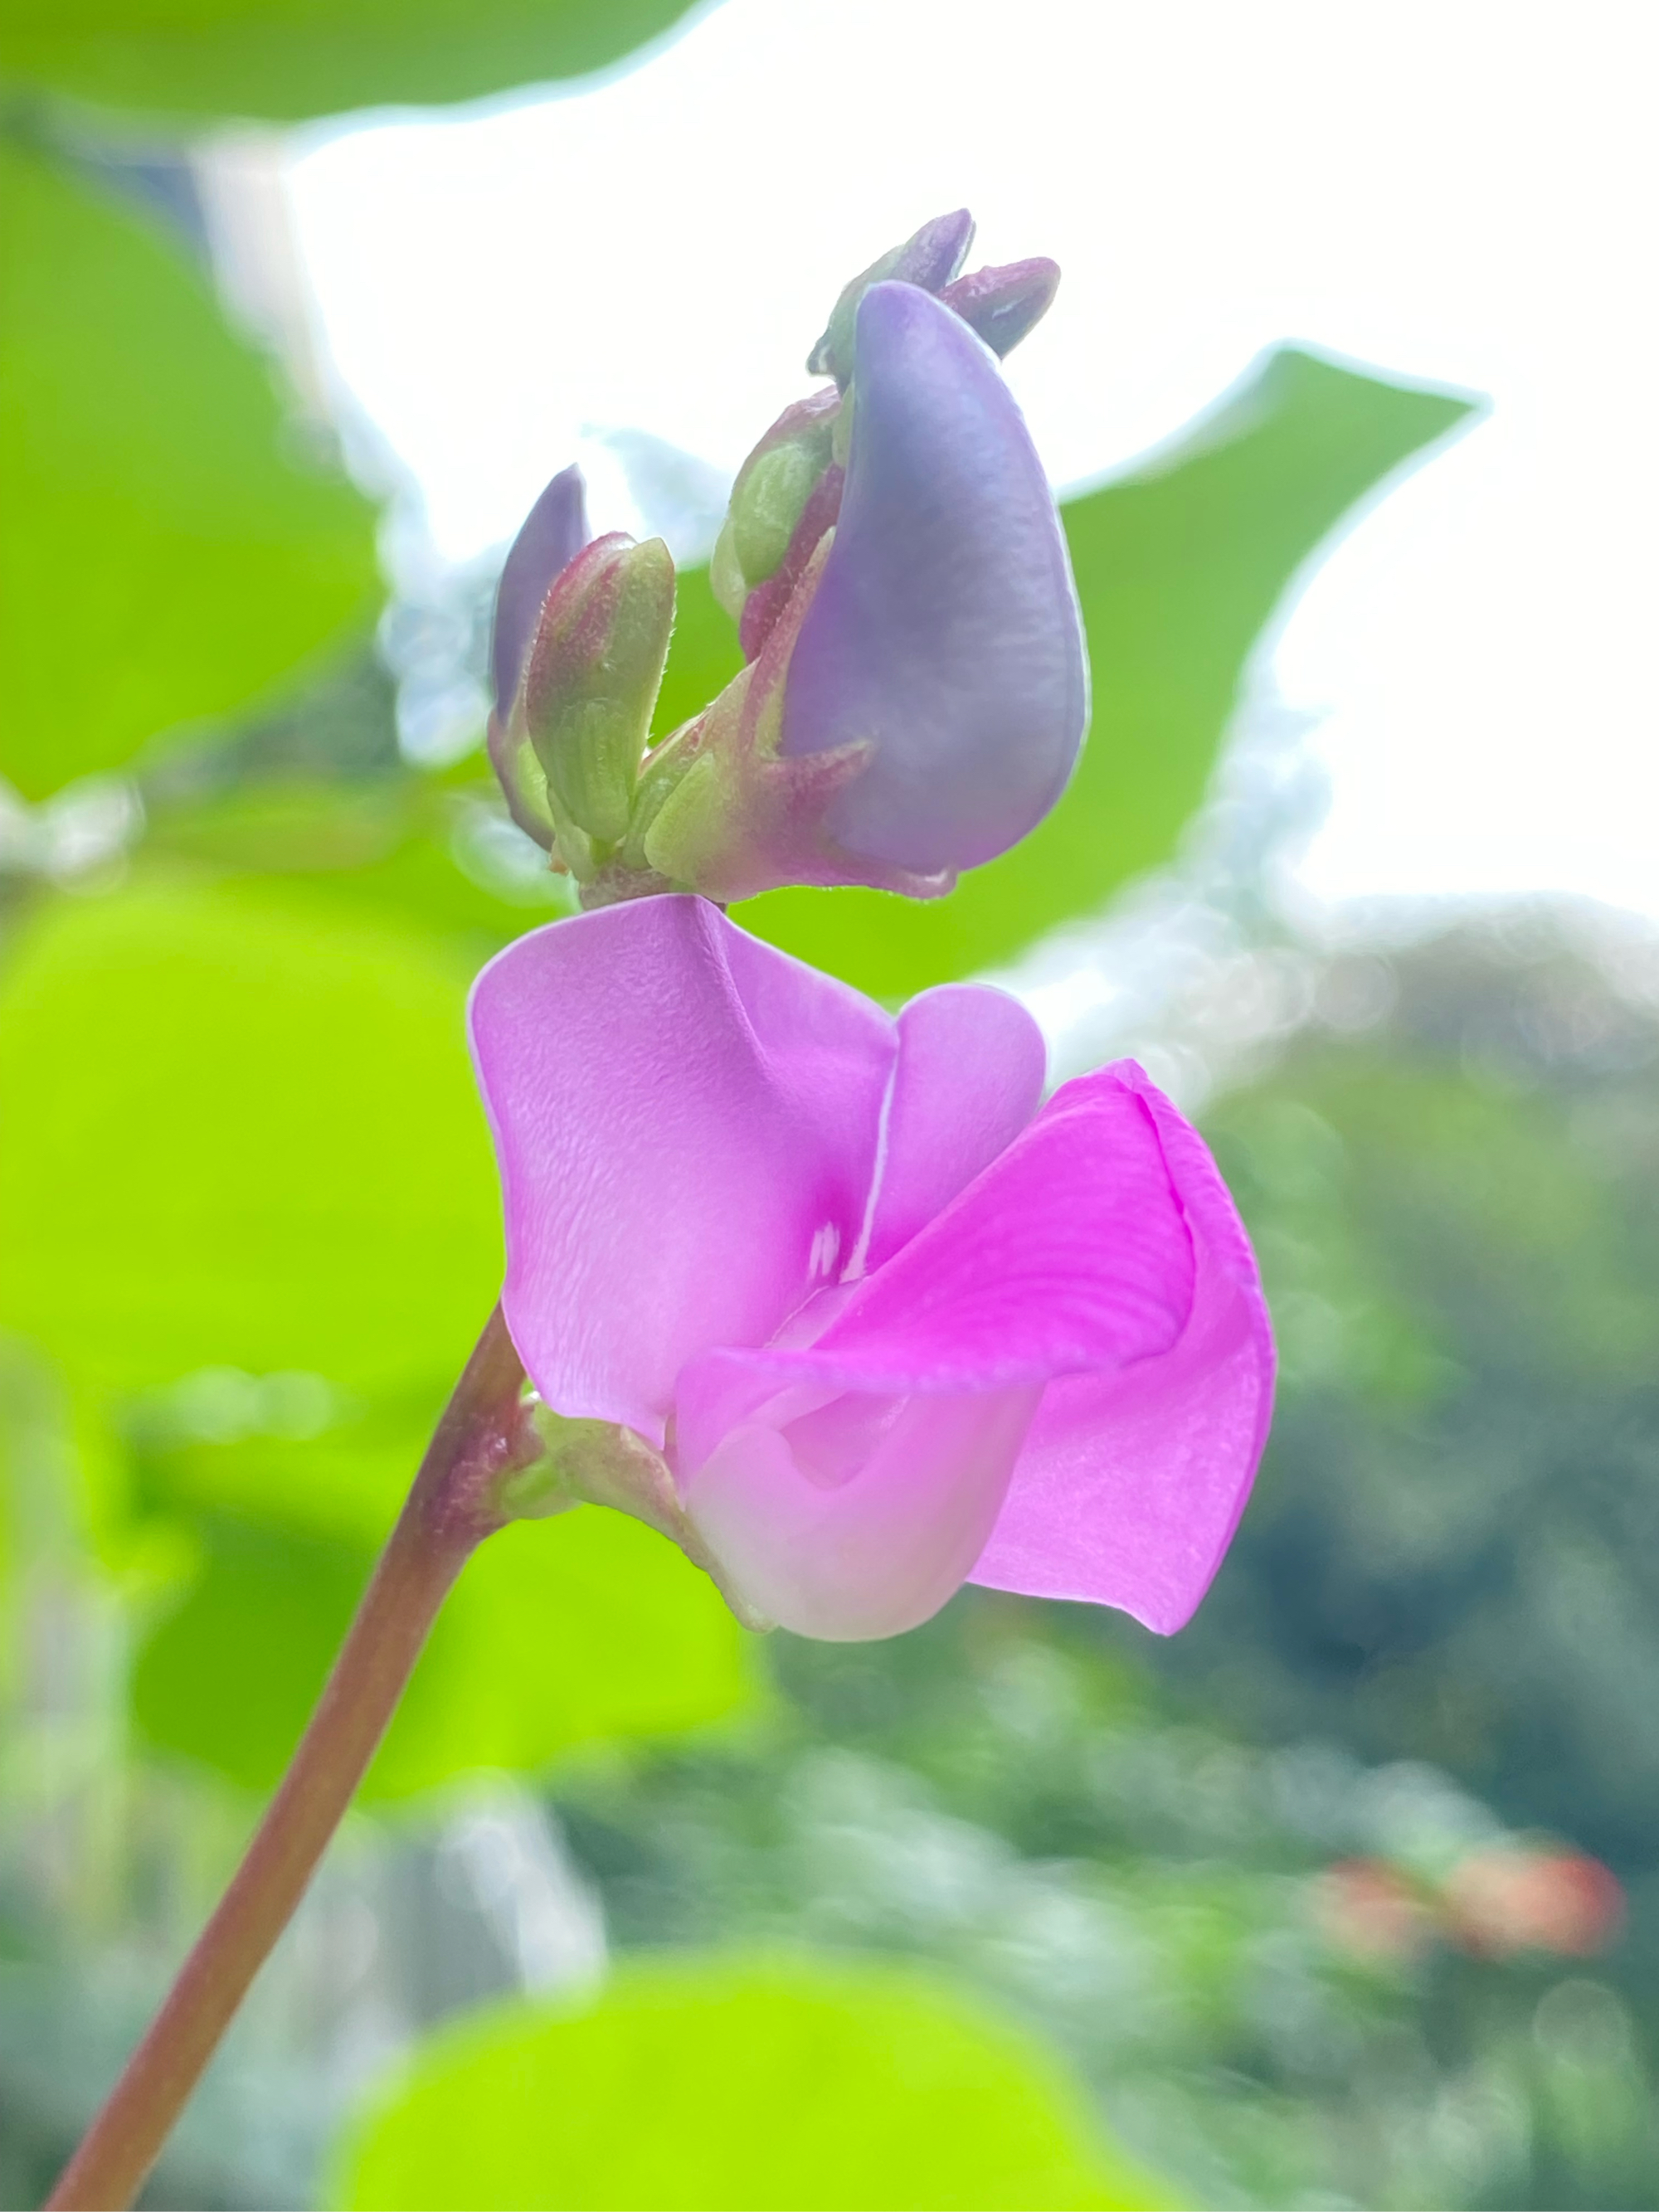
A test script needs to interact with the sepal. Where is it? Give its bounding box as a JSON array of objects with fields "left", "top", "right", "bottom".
[{"left": 499, "top": 1402, "right": 776, "bottom": 1631}]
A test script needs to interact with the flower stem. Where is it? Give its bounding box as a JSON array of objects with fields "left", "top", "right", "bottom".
[{"left": 47, "top": 1305, "right": 528, "bottom": 2212}]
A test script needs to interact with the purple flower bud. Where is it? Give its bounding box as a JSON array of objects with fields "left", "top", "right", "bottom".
[
  {"left": 781, "top": 282, "right": 1087, "bottom": 875},
  {"left": 490, "top": 464, "right": 590, "bottom": 719},
  {"left": 806, "top": 208, "right": 975, "bottom": 386},
  {"left": 939, "top": 257, "right": 1061, "bottom": 358}
]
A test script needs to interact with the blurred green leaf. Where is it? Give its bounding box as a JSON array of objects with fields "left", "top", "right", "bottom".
[
  {"left": 0, "top": 0, "right": 702, "bottom": 120},
  {"left": 134, "top": 1477, "right": 752, "bottom": 1799},
  {"left": 0, "top": 142, "right": 379, "bottom": 801},
  {"left": 0, "top": 875, "right": 752, "bottom": 1789},
  {"left": 715, "top": 347, "right": 1475, "bottom": 999},
  {"left": 0, "top": 873, "right": 498, "bottom": 1398},
  {"left": 334, "top": 1953, "right": 1166, "bottom": 2210}
]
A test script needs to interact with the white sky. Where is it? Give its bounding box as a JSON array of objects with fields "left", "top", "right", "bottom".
[{"left": 285, "top": 0, "right": 1658, "bottom": 914}]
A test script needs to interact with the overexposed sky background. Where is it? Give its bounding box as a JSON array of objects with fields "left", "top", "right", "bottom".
[{"left": 282, "top": 0, "right": 1657, "bottom": 915}]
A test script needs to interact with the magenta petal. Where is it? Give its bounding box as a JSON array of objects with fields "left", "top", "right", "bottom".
[
  {"left": 861, "top": 984, "right": 1046, "bottom": 1275},
  {"left": 969, "top": 1063, "right": 1277, "bottom": 1635},
  {"left": 816, "top": 1067, "right": 1194, "bottom": 1389},
  {"left": 685, "top": 1383, "right": 1042, "bottom": 1641},
  {"left": 468, "top": 896, "right": 894, "bottom": 1440},
  {"left": 674, "top": 1067, "right": 1194, "bottom": 1474}
]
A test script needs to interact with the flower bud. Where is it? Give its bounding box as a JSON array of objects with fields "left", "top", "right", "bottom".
[
  {"left": 488, "top": 464, "right": 591, "bottom": 853},
  {"left": 939, "top": 256, "right": 1061, "bottom": 358},
  {"left": 781, "top": 280, "right": 1087, "bottom": 874},
  {"left": 807, "top": 207, "right": 975, "bottom": 388},
  {"left": 522, "top": 532, "right": 676, "bottom": 846},
  {"left": 708, "top": 388, "right": 839, "bottom": 623},
  {"left": 485, "top": 214, "right": 1082, "bottom": 910},
  {"left": 490, "top": 464, "right": 590, "bottom": 718}
]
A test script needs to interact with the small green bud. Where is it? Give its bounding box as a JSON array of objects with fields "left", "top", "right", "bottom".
[
  {"left": 523, "top": 532, "right": 675, "bottom": 845},
  {"left": 712, "top": 388, "right": 839, "bottom": 620},
  {"left": 729, "top": 439, "right": 825, "bottom": 587}
]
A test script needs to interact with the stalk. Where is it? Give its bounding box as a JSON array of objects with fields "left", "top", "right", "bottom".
[{"left": 47, "top": 1306, "right": 528, "bottom": 2211}]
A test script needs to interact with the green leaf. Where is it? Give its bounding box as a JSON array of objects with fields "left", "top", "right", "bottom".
[
  {"left": 0, "top": 873, "right": 499, "bottom": 1399},
  {"left": 0, "top": 142, "right": 380, "bottom": 801},
  {"left": 133, "top": 1479, "right": 752, "bottom": 1799},
  {"left": 0, "top": 0, "right": 703, "bottom": 121},
  {"left": 720, "top": 347, "right": 1477, "bottom": 999},
  {"left": 0, "top": 873, "right": 752, "bottom": 1789},
  {"left": 333, "top": 1953, "right": 1170, "bottom": 2210}
]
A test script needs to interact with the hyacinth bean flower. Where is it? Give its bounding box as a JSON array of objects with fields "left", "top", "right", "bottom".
[
  {"left": 484, "top": 210, "right": 1086, "bottom": 907},
  {"left": 470, "top": 895, "right": 1274, "bottom": 1641}
]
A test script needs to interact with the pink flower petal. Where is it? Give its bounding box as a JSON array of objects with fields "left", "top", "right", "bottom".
[
  {"left": 674, "top": 1067, "right": 1194, "bottom": 1468},
  {"left": 468, "top": 897, "right": 893, "bottom": 1440},
  {"left": 860, "top": 984, "right": 1046, "bottom": 1276},
  {"left": 685, "top": 1383, "right": 1043, "bottom": 1640},
  {"left": 969, "top": 1062, "right": 1276, "bottom": 1635},
  {"left": 673, "top": 1066, "right": 1199, "bottom": 1637},
  {"left": 812, "top": 1067, "right": 1196, "bottom": 1391}
]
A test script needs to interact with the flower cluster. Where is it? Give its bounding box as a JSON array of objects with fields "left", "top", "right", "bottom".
[
  {"left": 487, "top": 211, "right": 1087, "bottom": 906},
  {"left": 474, "top": 215, "right": 1275, "bottom": 1643}
]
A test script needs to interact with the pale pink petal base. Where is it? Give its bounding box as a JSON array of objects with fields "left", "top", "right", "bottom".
[{"left": 686, "top": 1383, "right": 1043, "bottom": 1640}]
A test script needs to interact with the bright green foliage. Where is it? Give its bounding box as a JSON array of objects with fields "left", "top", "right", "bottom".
[
  {"left": 0, "top": 0, "right": 702, "bottom": 120},
  {"left": 0, "top": 143, "right": 380, "bottom": 802},
  {"left": 0, "top": 873, "right": 752, "bottom": 1792},
  {"left": 134, "top": 1487, "right": 752, "bottom": 1799},
  {"left": 715, "top": 348, "right": 1474, "bottom": 999},
  {"left": 334, "top": 1954, "right": 1165, "bottom": 2210},
  {"left": 0, "top": 875, "right": 499, "bottom": 1400}
]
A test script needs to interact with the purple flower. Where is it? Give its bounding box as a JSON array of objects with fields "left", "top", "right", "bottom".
[
  {"left": 469, "top": 896, "right": 1274, "bottom": 1641},
  {"left": 780, "top": 281, "right": 1088, "bottom": 875}
]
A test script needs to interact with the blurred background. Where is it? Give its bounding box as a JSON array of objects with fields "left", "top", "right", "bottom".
[{"left": 2, "top": 2, "right": 1658, "bottom": 2205}]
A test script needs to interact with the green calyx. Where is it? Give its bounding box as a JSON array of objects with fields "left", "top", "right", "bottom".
[
  {"left": 497, "top": 1403, "right": 773, "bottom": 1631},
  {"left": 525, "top": 536, "right": 674, "bottom": 845}
]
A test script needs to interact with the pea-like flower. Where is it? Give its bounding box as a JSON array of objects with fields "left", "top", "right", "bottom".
[
  {"left": 485, "top": 212, "right": 1087, "bottom": 907},
  {"left": 469, "top": 895, "right": 1274, "bottom": 1641}
]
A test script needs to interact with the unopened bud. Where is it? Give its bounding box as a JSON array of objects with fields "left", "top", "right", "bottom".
[
  {"left": 491, "top": 210, "right": 1081, "bottom": 912},
  {"left": 709, "top": 388, "right": 839, "bottom": 622},
  {"left": 782, "top": 281, "right": 1087, "bottom": 874},
  {"left": 523, "top": 532, "right": 675, "bottom": 844},
  {"left": 939, "top": 257, "right": 1061, "bottom": 358},
  {"left": 807, "top": 208, "right": 975, "bottom": 387},
  {"left": 491, "top": 464, "right": 591, "bottom": 717}
]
